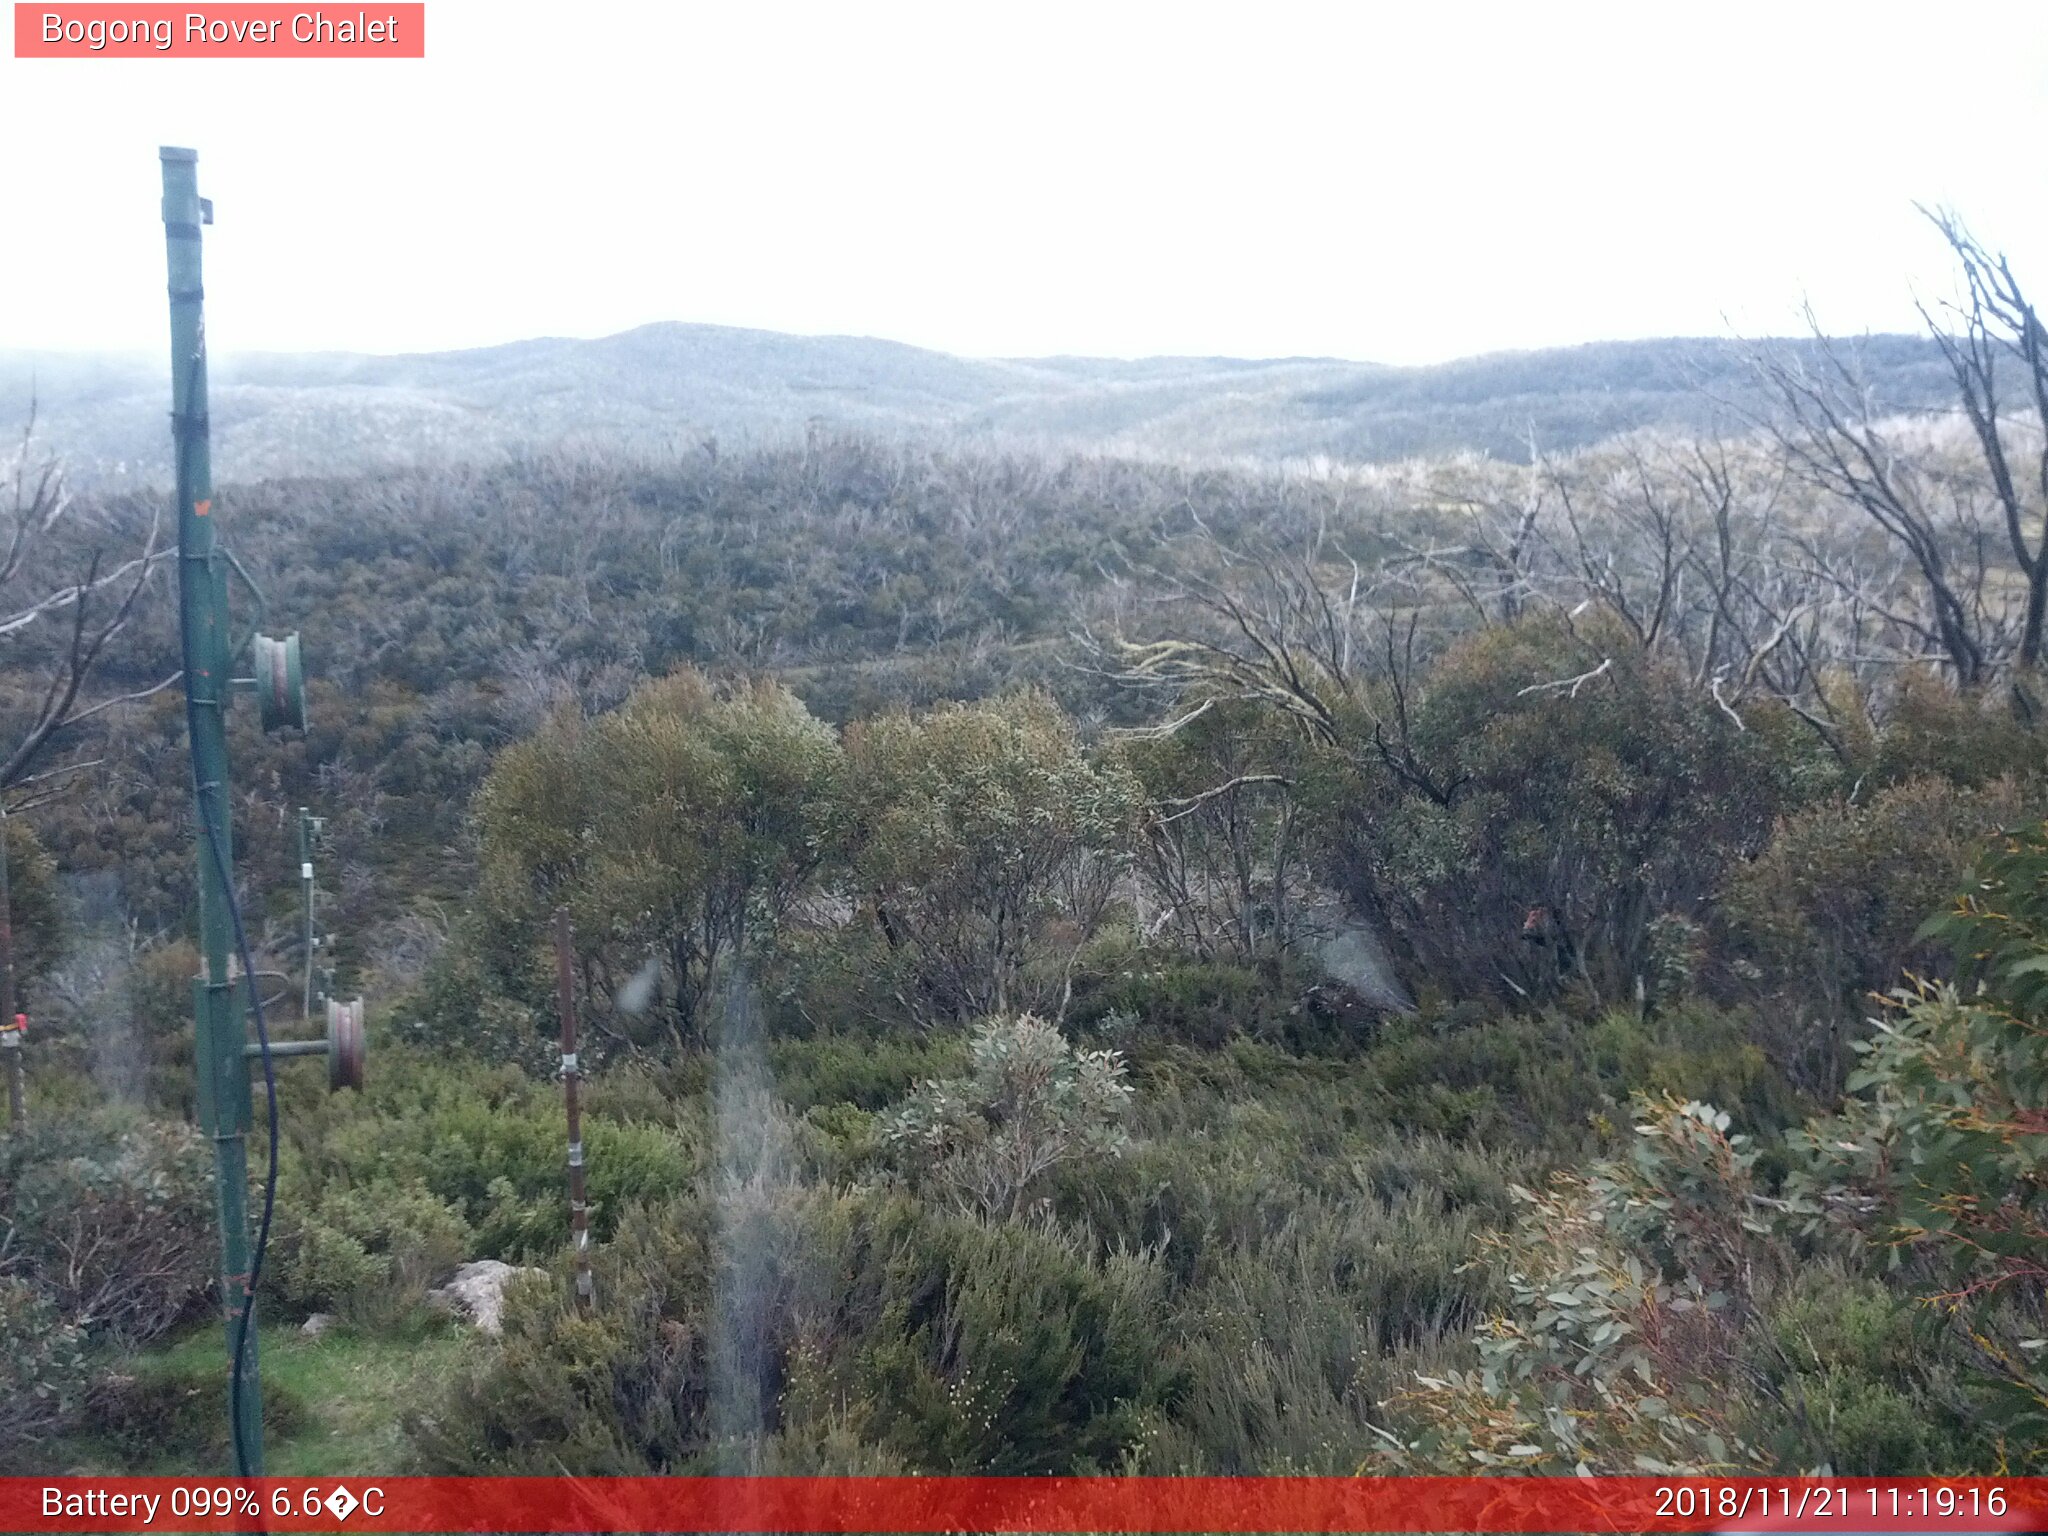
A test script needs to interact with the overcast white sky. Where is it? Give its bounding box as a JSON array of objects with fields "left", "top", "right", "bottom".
[{"left": 3, "top": 1, "right": 2045, "bottom": 365}]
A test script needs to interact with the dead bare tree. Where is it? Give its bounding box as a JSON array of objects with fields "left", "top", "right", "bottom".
[
  {"left": 1916, "top": 206, "right": 2048, "bottom": 681},
  {"left": 0, "top": 413, "right": 178, "bottom": 806},
  {"left": 1093, "top": 526, "right": 1367, "bottom": 748},
  {"left": 0, "top": 413, "right": 177, "bottom": 1126},
  {"left": 1087, "top": 515, "right": 1496, "bottom": 828},
  {"left": 1750, "top": 211, "right": 2048, "bottom": 710},
  {"left": 1751, "top": 327, "right": 1988, "bottom": 687},
  {"left": 1532, "top": 433, "right": 1898, "bottom": 761},
  {"left": 1538, "top": 441, "right": 1694, "bottom": 656},
  {"left": 1382, "top": 456, "right": 1549, "bottom": 626}
]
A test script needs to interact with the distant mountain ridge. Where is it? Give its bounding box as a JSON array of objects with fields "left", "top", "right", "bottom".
[{"left": 0, "top": 323, "right": 1958, "bottom": 489}]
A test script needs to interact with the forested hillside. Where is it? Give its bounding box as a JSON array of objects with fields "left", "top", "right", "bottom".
[
  {"left": 2, "top": 295, "right": 2046, "bottom": 1478},
  {"left": 1, "top": 328, "right": 1957, "bottom": 488}
]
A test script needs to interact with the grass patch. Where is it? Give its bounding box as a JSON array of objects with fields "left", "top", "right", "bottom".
[{"left": 58, "top": 1323, "right": 471, "bottom": 1476}]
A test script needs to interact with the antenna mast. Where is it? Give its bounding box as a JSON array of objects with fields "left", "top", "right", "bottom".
[
  {"left": 161, "top": 143, "right": 269, "bottom": 1475},
  {"left": 162, "top": 147, "right": 356, "bottom": 1478}
]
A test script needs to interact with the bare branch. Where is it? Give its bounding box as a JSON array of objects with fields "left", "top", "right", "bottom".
[{"left": 1516, "top": 656, "right": 1613, "bottom": 699}]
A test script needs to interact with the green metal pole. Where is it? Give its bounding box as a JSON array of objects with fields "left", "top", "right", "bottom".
[{"left": 162, "top": 145, "right": 264, "bottom": 1475}]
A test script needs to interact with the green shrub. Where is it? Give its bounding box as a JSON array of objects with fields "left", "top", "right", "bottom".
[
  {"left": 1785, "top": 819, "right": 2048, "bottom": 1462},
  {"left": 1642, "top": 913, "right": 1706, "bottom": 1011},
  {"left": 1155, "top": 1189, "right": 1496, "bottom": 1472},
  {"left": 0, "top": 1278, "right": 87, "bottom": 1470},
  {"left": 882, "top": 1015, "right": 1131, "bottom": 1220},
  {"left": 1871, "top": 673, "right": 2047, "bottom": 790},
  {"left": 0, "top": 817, "right": 64, "bottom": 995},
  {"left": 578, "top": 1058, "right": 703, "bottom": 1123},
  {"left": 767, "top": 1033, "right": 963, "bottom": 1112},
  {"left": 84, "top": 1361, "right": 307, "bottom": 1467},
  {"left": 843, "top": 689, "right": 1140, "bottom": 1021},
  {"left": 826, "top": 1198, "right": 1164, "bottom": 1473},
  {"left": 473, "top": 669, "right": 844, "bottom": 1050},
  {"left": 793, "top": 1103, "right": 886, "bottom": 1185},
  {"left": 277, "top": 1181, "right": 473, "bottom": 1328},
  {"left": 1722, "top": 775, "right": 2040, "bottom": 1084},
  {"left": 0, "top": 1108, "right": 213, "bottom": 1344},
  {"left": 127, "top": 941, "right": 201, "bottom": 1113},
  {"left": 413, "top": 1186, "right": 1168, "bottom": 1476},
  {"left": 407, "top": 927, "right": 555, "bottom": 1074},
  {"left": 1584, "top": 1003, "right": 1801, "bottom": 1137},
  {"left": 757, "top": 927, "right": 920, "bottom": 1040},
  {"left": 1378, "top": 1096, "right": 1776, "bottom": 1474},
  {"left": 1740, "top": 1267, "right": 1993, "bottom": 1474},
  {"left": 1348, "top": 1001, "right": 1798, "bottom": 1151},
  {"left": 1076, "top": 959, "right": 1295, "bottom": 1051},
  {"left": 286, "top": 1052, "right": 697, "bottom": 1259},
  {"left": 409, "top": 1200, "right": 709, "bottom": 1474},
  {"left": 1322, "top": 613, "right": 1830, "bottom": 1004},
  {"left": 1113, "top": 697, "right": 1316, "bottom": 965}
]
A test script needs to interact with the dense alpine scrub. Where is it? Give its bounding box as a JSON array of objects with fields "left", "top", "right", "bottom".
[{"left": 4, "top": 423, "right": 2047, "bottom": 1474}]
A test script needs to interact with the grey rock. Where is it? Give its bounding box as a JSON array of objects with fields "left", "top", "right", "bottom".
[{"left": 428, "top": 1258, "right": 545, "bottom": 1337}]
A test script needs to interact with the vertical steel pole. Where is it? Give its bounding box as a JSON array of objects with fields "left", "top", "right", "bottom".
[
  {"left": 162, "top": 145, "right": 263, "bottom": 1474},
  {"left": 553, "top": 907, "right": 594, "bottom": 1309},
  {"left": 0, "top": 814, "right": 21, "bottom": 1130}
]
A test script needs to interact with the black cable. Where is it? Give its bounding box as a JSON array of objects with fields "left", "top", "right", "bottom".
[
  {"left": 175, "top": 348, "right": 280, "bottom": 1481},
  {"left": 197, "top": 785, "right": 280, "bottom": 1480}
]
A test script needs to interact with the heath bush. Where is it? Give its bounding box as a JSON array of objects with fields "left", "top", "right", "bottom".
[
  {"left": 882, "top": 1014, "right": 1131, "bottom": 1221},
  {"left": 276, "top": 1180, "right": 473, "bottom": 1329},
  {"left": 0, "top": 1278, "right": 87, "bottom": 1469},
  {"left": 0, "top": 1108, "right": 213, "bottom": 1345}
]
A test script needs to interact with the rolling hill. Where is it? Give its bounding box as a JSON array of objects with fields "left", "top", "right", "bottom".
[{"left": 0, "top": 324, "right": 1958, "bottom": 489}]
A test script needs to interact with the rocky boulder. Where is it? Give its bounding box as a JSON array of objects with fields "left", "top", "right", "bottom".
[{"left": 427, "top": 1259, "right": 545, "bottom": 1336}]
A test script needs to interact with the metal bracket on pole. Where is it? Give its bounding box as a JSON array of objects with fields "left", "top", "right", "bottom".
[
  {"left": 221, "top": 546, "right": 268, "bottom": 661},
  {"left": 241, "top": 997, "right": 363, "bottom": 1091}
]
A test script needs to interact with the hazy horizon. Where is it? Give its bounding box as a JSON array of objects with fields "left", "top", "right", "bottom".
[{"left": 0, "top": 315, "right": 1947, "bottom": 371}]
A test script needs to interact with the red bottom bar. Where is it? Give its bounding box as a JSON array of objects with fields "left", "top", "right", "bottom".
[{"left": 5, "top": 1476, "right": 2046, "bottom": 1534}]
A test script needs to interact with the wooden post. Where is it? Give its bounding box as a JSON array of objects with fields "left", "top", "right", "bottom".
[
  {"left": 299, "top": 808, "right": 317, "bottom": 1021},
  {"left": 553, "top": 907, "right": 593, "bottom": 1309}
]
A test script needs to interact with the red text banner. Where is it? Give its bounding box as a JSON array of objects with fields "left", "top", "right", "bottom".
[
  {"left": 13, "top": 5, "right": 424, "bottom": 57},
  {"left": 3, "top": 1476, "right": 2046, "bottom": 1534}
]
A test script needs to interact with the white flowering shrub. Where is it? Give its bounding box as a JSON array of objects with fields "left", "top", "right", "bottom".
[{"left": 882, "top": 1014, "right": 1132, "bottom": 1220}]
